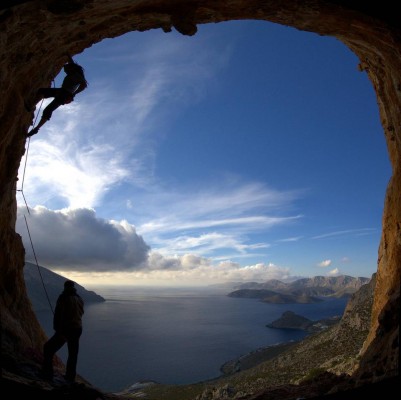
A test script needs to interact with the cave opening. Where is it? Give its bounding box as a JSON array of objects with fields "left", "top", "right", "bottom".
[
  {"left": 1, "top": 1, "right": 400, "bottom": 397},
  {"left": 19, "top": 20, "right": 389, "bottom": 392}
]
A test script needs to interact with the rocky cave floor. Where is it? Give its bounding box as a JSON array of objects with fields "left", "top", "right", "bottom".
[{"left": 2, "top": 357, "right": 399, "bottom": 400}]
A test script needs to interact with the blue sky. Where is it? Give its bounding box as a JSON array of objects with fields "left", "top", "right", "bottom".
[{"left": 16, "top": 20, "right": 391, "bottom": 286}]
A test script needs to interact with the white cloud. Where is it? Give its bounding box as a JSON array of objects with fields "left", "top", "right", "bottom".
[
  {"left": 21, "top": 135, "right": 130, "bottom": 209},
  {"left": 141, "top": 254, "right": 291, "bottom": 284},
  {"left": 125, "top": 180, "right": 304, "bottom": 260},
  {"left": 153, "top": 232, "right": 270, "bottom": 259},
  {"left": 317, "top": 259, "right": 331, "bottom": 267},
  {"left": 135, "top": 181, "right": 303, "bottom": 234}
]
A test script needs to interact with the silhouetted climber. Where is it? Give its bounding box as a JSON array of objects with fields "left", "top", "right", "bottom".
[
  {"left": 41, "top": 280, "right": 84, "bottom": 383},
  {"left": 26, "top": 54, "right": 88, "bottom": 137}
]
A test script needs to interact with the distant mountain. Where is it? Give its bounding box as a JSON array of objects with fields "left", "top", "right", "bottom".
[
  {"left": 228, "top": 289, "right": 323, "bottom": 304},
  {"left": 24, "top": 262, "right": 105, "bottom": 311},
  {"left": 227, "top": 275, "right": 370, "bottom": 303}
]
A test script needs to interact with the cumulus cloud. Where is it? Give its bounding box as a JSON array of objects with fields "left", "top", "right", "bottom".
[
  {"left": 142, "top": 254, "right": 291, "bottom": 283},
  {"left": 15, "top": 204, "right": 293, "bottom": 283},
  {"left": 317, "top": 259, "right": 331, "bottom": 267},
  {"left": 16, "top": 206, "right": 149, "bottom": 271}
]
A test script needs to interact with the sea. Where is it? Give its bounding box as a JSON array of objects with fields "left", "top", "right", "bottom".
[{"left": 34, "top": 286, "right": 348, "bottom": 393}]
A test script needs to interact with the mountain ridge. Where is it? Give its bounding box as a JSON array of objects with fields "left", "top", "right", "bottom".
[
  {"left": 228, "top": 275, "right": 370, "bottom": 303},
  {"left": 24, "top": 262, "right": 105, "bottom": 311}
]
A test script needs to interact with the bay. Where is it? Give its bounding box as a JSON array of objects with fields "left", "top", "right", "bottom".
[{"left": 35, "top": 286, "right": 347, "bottom": 393}]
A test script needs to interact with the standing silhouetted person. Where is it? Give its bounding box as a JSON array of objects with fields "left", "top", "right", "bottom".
[
  {"left": 41, "top": 279, "right": 84, "bottom": 383},
  {"left": 26, "top": 54, "right": 88, "bottom": 137}
]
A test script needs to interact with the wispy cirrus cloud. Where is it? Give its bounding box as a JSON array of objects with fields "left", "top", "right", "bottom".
[
  {"left": 20, "top": 33, "right": 232, "bottom": 211},
  {"left": 311, "top": 228, "right": 376, "bottom": 240}
]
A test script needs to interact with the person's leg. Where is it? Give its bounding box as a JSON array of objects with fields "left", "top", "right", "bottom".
[
  {"left": 65, "top": 328, "right": 82, "bottom": 382},
  {"left": 42, "top": 332, "right": 66, "bottom": 379},
  {"left": 27, "top": 98, "right": 62, "bottom": 137},
  {"left": 24, "top": 88, "right": 59, "bottom": 112},
  {"left": 39, "top": 88, "right": 61, "bottom": 99}
]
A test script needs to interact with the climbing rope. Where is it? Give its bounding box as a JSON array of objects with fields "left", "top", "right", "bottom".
[
  {"left": 24, "top": 215, "right": 54, "bottom": 314},
  {"left": 16, "top": 96, "right": 55, "bottom": 314},
  {"left": 19, "top": 98, "right": 45, "bottom": 189}
]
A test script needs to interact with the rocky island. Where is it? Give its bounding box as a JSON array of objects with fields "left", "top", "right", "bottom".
[{"left": 266, "top": 310, "right": 341, "bottom": 332}]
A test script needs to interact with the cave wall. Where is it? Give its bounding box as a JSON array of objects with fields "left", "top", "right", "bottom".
[{"left": 0, "top": 0, "right": 399, "bottom": 384}]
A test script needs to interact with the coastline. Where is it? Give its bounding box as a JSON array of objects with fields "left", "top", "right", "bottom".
[
  {"left": 219, "top": 340, "right": 299, "bottom": 376},
  {"left": 218, "top": 313, "right": 342, "bottom": 377},
  {"left": 124, "top": 340, "right": 301, "bottom": 393}
]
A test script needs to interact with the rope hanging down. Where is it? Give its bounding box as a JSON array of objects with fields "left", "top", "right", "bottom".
[
  {"left": 18, "top": 97, "right": 45, "bottom": 199},
  {"left": 16, "top": 97, "right": 55, "bottom": 314},
  {"left": 23, "top": 215, "right": 54, "bottom": 314}
]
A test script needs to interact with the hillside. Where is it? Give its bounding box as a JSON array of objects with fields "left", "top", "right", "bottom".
[{"left": 23, "top": 262, "right": 105, "bottom": 311}]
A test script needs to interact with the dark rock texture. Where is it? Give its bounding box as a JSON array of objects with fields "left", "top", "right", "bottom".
[{"left": 0, "top": 1, "right": 399, "bottom": 397}]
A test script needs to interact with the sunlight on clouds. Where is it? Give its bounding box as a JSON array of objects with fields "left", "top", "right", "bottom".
[
  {"left": 154, "top": 232, "right": 270, "bottom": 258},
  {"left": 16, "top": 203, "right": 294, "bottom": 285},
  {"left": 63, "top": 257, "right": 292, "bottom": 287},
  {"left": 21, "top": 135, "right": 130, "bottom": 208}
]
